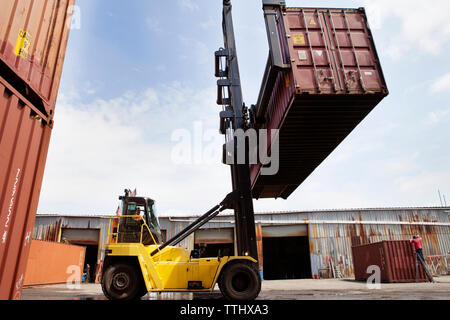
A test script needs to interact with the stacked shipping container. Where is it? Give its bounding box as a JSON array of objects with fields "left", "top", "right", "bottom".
[
  {"left": 0, "top": 0, "right": 74, "bottom": 300},
  {"left": 0, "top": 0, "right": 74, "bottom": 112},
  {"left": 251, "top": 6, "right": 388, "bottom": 199}
]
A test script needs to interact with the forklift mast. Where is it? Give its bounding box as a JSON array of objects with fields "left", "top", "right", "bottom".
[
  {"left": 215, "top": 0, "right": 258, "bottom": 259},
  {"left": 148, "top": 0, "right": 286, "bottom": 261}
]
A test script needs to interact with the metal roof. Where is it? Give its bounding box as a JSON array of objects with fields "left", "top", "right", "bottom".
[
  {"left": 36, "top": 206, "right": 450, "bottom": 219},
  {"left": 158, "top": 206, "right": 450, "bottom": 218},
  {"left": 37, "top": 213, "right": 115, "bottom": 218}
]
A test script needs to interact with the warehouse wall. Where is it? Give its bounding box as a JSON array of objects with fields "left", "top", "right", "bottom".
[
  {"left": 33, "top": 207, "right": 450, "bottom": 281},
  {"left": 160, "top": 208, "right": 450, "bottom": 279},
  {"left": 306, "top": 209, "right": 450, "bottom": 278}
]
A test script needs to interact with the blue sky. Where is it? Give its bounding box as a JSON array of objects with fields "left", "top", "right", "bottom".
[{"left": 37, "top": 0, "right": 450, "bottom": 216}]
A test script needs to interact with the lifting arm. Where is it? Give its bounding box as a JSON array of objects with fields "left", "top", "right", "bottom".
[{"left": 149, "top": 192, "right": 238, "bottom": 256}]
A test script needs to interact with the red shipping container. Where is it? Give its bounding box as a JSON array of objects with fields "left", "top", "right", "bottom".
[
  {"left": 251, "top": 7, "right": 388, "bottom": 199},
  {"left": 0, "top": 77, "right": 54, "bottom": 300},
  {"left": 0, "top": 0, "right": 74, "bottom": 300},
  {"left": 23, "top": 240, "right": 85, "bottom": 286},
  {"left": 352, "top": 241, "right": 427, "bottom": 283},
  {"left": 0, "top": 0, "right": 75, "bottom": 116}
]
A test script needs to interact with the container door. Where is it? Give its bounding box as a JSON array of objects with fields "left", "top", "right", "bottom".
[
  {"left": 283, "top": 9, "right": 339, "bottom": 94},
  {"left": 322, "top": 9, "right": 385, "bottom": 93}
]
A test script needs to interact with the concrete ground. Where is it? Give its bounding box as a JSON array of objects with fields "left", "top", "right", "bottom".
[{"left": 21, "top": 276, "right": 450, "bottom": 300}]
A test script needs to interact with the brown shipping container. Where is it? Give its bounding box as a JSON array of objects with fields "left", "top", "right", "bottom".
[
  {"left": 0, "top": 0, "right": 74, "bottom": 300},
  {"left": 23, "top": 240, "right": 85, "bottom": 286},
  {"left": 251, "top": 7, "right": 388, "bottom": 199},
  {"left": 0, "top": 0, "right": 75, "bottom": 115},
  {"left": 352, "top": 241, "right": 427, "bottom": 283}
]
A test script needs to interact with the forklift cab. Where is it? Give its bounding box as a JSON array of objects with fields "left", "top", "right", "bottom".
[{"left": 118, "top": 194, "right": 162, "bottom": 245}]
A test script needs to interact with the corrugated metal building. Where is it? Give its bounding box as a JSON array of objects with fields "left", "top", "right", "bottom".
[{"left": 32, "top": 207, "right": 450, "bottom": 282}]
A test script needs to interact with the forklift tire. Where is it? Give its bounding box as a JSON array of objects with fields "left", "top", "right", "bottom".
[
  {"left": 101, "top": 263, "right": 141, "bottom": 300},
  {"left": 219, "top": 261, "right": 261, "bottom": 301}
]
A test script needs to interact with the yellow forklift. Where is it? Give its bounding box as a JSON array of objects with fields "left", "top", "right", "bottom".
[
  {"left": 101, "top": 0, "right": 281, "bottom": 301},
  {"left": 101, "top": 190, "right": 260, "bottom": 300}
]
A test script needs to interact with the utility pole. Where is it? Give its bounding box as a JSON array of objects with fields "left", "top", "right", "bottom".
[{"left": 438, "top": 189, "right": 443, "bottom": 207}]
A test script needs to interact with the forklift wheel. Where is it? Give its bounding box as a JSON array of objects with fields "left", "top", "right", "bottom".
[
  {"left": 101, "top": 263, "right": 141, "bottom": 300},
  {"left": 219, "top": 261, "right": 261, "bottom": 301}
]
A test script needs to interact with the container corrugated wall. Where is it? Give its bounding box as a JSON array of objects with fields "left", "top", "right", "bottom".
[
  {"left": 352, "top": 241, "right": 427, "bottom": 283},
  {"left": 251, "top": 7, "right": 388, "bottom": 199},
  {"left": 0, "top": 0, "right": 75, "bottom": 112},
  {"left": 0, "top": 0, "right": 74, "bottom": 300},
  {"left": 0, "top": 80, "right": 53, "bottom": 300},
  {"left": 23, "top": 239, "right": 85, "bottom": 286},
  {"left": 283, "top": 8, "right": 387, "bottom": 95},
  {"left": 32, "top": 215, "right": 112, "bottom": 283}
]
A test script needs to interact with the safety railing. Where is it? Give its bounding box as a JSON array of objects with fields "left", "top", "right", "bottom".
[{"left": 107, "top": 215, "right": 158, "bottom": 246}]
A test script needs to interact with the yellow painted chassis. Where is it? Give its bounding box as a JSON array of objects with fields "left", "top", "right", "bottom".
[{"left": 105, "top": 216, "right": 256, "bottom": 293}]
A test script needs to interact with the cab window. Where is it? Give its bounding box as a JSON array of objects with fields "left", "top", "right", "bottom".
[
  {"left": 148, "top": 201, "right": 161, "bottom": 233},
  {"left": 126, "top": 203, "right": 146, "bottom": 221}
]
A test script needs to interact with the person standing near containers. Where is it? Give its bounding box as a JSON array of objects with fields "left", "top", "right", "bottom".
[{"left": 411, "top": 235, "right": 425, "bottom": 262}]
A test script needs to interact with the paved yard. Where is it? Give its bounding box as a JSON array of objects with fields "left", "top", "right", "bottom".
[{"left": 21, "top": 276, "right": 450, "bottom": 300}]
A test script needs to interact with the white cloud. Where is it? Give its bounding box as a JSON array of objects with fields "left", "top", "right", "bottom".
[
  {"left": 178, "top": 35, "right": 210, "bottom": 66},
  {"left": 39, "top": 84, "right": 230, "bottom": 216},
  {"left": 362, "top": 0, "right": 450, "bottom": 58},
  {"left": 430, "top": 73, "right": 450, "bottom": 93},
  {"left": 394, "top": 171, "right": 450, "bottom": 197},
  {"left": 383, "top": 153, "right": 420, "bottom": 176},
  {"left": 178, "top": 0, "right": 199, "bottom": 12},
  {"left": 43, "top": 82, "right": 449, "bottom": 216},
  {"left": 426, "top": 108, "right": 450, "bottom": 126},
  {"left": 425, "top": 73, "right": 450, "bottom": 125},
  {"left": 253, "top": 180, "right": 376, "bottom": 212},
  {"left": 39, "top": 1, "right": 450, "bottom": 217},
  {"left": 146, "top": 17, "right": 162, "bottom": 33},
  {"left": 200, "top": 17, "right": 216, "bottom": 30}
]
